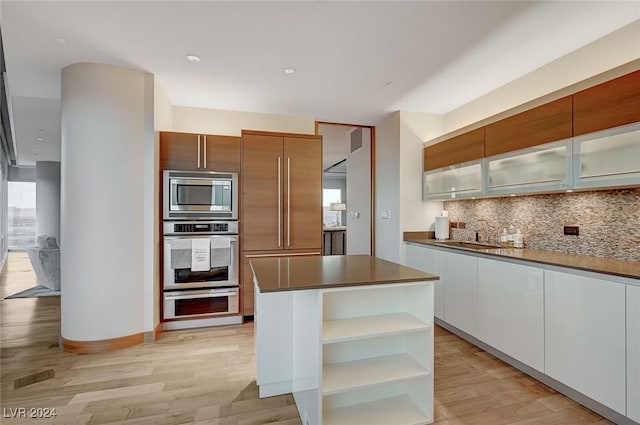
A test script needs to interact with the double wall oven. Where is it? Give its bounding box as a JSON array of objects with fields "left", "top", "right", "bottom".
[{"left": 162, "top": 170, "right": 241, "bottom": 327}]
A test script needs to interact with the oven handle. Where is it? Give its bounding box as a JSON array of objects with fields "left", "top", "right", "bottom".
[
  {"left": 164, "top": 235, "right": 238, "bottom": 241},
  {"left": 245, "top": 252, "right": 320, "bottom": 258},
  {"left": 165, "top": 290, "right": 237, "bottom": 300}
]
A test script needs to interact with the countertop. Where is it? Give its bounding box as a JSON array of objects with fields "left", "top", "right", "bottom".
[
  {"left": 405, "top": 238, "right": 640, "bottom": 281},
  {"left": 251, "top": 254, "right": 439, "bottom": 292},
  {"left": 323, "top": 226, "right": 347, "bottom": 231}
]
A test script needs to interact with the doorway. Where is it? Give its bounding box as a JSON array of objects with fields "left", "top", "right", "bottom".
[{"left": 315, "top": 122, "right": 374, "bottom": 256}]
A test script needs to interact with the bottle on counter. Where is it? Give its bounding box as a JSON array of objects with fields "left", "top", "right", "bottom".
[
  {"left": 500, "top": 228, "right": 509, "bottom": 247},
  {"left": 513, "top": 229, "right": 524, "bottom": 248},
  {"left": 507, "top": 224, "right": 515, "bottom": 247}
]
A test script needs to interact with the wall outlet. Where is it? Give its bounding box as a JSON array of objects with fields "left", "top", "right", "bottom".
[
  {"left": 458, "top": 222, "right": 466, "bottom": 229},
  {"left": 564, "top": 226, "right": 579, "bottom": 236},
  {"left": 450, "top": 221, "right": 458, "bottom": 229},
  {"left": 381, "top": 209, "right": 391, "bottom": 219}
]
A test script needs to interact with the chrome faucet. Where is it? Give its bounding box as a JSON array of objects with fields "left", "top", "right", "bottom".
[{"left": 476, "top": 219, "right": 489, "bottom": 244}]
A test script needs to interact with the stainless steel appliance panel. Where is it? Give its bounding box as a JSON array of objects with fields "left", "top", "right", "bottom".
[
  {"left": 163, "top": 234, "right": 238, "bottom": 290},
  {"left": 164, "top": 287, "right": 239, "bottom": 319},
  {"left": 163, "top": 170, "right": 238, "bottom": 220}
]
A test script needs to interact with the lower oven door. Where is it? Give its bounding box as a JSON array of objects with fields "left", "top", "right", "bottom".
[
  {"left": 164, "top": 287, "right": 239, "bottom": 320},
  {"left": 164, "top": 235, "right": 238, "bottom": 290}
]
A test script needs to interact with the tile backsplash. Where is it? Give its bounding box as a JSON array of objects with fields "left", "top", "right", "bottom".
[{"left": 443, "top": 188, "right": 640, "bottom": 261}]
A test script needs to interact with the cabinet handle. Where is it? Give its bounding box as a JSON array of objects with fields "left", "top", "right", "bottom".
[
  {"left": 203, "top": 135, "right": 207, "bottom": 168},
  {"left": 278, "top": 157, "right": 282, "bottom": 248},
  {"left": 287, "top": 157, "right": 291, "bottom": 247},
  {"left": 197, "top": 134, "right": 201, "bottom": 169}
]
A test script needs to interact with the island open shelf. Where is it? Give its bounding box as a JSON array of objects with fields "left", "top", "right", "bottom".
[
  {"left": 323, "top": 312, "right": 431, "bottom": 344},
  {"left": 252, "top": 255, "right": 438, "bottom": 425},
  {"left": 323, "top": 394, "right": 430, "bottom": 425}
]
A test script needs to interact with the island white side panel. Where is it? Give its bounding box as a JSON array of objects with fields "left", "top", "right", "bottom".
[
  {"left": 293, "top": 289, "right": 322, "bottom": 425},
  {"left": 256, "top": 285, "right": 294, "bottom": 397}
]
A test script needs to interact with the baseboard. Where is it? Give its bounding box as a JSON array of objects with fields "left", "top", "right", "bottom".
[
  {"left": 435, "top": 318, "right": 639, "bottom": 425},
  {"left": 143, "top": 323, "right": 162, "bottom": 343},
  {"left": 59, "top": 332, "right": 144, "bottom": 354}
]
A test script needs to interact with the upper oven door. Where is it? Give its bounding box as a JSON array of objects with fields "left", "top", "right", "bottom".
[
  {"left": 163, "top": 170, "right": 238, "bottom": 220},
  {"left": 163, "top": 235, "right": 239, "bottom": 290}
]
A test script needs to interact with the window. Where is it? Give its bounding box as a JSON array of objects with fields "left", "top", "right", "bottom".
[
  {"left": 8, "top": 182, "right": 36, "bottom": 250},
  {"left": 323, "top": 188, "right": 343, "bottom": 227}
]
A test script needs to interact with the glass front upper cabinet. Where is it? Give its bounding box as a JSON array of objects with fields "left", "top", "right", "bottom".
[
  {"left": 573, "top": 122, "right": 640, "bottom": 189},
  {"left": 485, "top": 139, "right": 572, "bottom": 196},
  {"left": 423, "top": 159, "right": 484, "bottom": 200}
]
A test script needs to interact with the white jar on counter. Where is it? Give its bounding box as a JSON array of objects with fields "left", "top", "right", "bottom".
[{"left": 513, "top": 229, "right": 524, "bottom": 248}]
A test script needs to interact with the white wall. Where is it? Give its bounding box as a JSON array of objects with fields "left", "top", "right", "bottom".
[
  {"left": 154, "top": 80, "right": 173, "bottom": 131},
  {"left": 399, "top": 111, "right": 444, "bottom": 240},
  {"left": 172, "top": 106, "right": 314, "bottom": 135},
  {"left": 346, "top": 127, "right": 371, "bottom": 255},
  {"left": 444, "top": 20, "right": 640, "bottom": 133},
  {"left": 61, "top": 63, "right": 151, "bottom": 342},
  {"left": 35, "top": 161, "right": 60, "bottom": 240},
  {"left": 145, "top": 75, "right": 160, "bottom": 333},
  {"left": 0, "top": 146, "right": 7, "bottom": 267},
  {"left": 374, "top": 112, "right": 401, "bottom": 262}
]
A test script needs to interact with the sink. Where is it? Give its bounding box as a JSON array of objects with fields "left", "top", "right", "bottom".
[{"left": 434, "top": 240, "right": 499, "bottom": 250}]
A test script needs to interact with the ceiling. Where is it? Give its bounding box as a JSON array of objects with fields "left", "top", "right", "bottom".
[{"left": 1, "top": 1, "right": 639, "bottom": 166}]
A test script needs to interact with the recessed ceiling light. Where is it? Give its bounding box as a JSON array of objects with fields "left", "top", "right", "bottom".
[
  {"left": 284, "top": 67, "right": 296, "bottom": 75},
  {"left": 36, "top": 137, "right": 44, "bottom": 142},
  {"left": 510, "top": 193, "right": 516, "bottom": 197},
  {"left": 52, "top": 37, "right": 67, "bottom": 45},
  {"left": 186, "top": 54, "right": 201, "bottom": 63}
]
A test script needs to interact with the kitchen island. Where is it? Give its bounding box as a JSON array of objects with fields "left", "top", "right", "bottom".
[{"left": 251, "top": 255, "right": 439, "bottom": 425}]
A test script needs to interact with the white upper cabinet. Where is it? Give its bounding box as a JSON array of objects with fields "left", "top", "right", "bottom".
[
  {"left": 572, "top": 122, "right": 640, "bottom": 190},
  {"left": 486, "top": 139, "right": 572, "bottom": 196}
]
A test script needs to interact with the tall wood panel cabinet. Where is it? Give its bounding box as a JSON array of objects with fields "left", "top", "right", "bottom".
[{"left": 241, "top": 130, "right": 323, "bottom": 316}]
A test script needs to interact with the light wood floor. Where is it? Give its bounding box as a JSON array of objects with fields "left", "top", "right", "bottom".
[{"left": 1, "top": 252, "right": 610, "bottom": 424}]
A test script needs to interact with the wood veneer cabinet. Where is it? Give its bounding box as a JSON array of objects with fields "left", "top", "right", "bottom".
[
  {"left": 241, "top": 130, "right": 323, "bottom": 315},
  {"left": 423, "top": 128, "right": 484, "bottom": 171},
  {"left": 241, "top": 131, "right": 322, "bottom": 251},
  {"left": 160, "top": 131, "right": 241, "bottom": 172},
  {"left": 573, "top": 70, "right": 640, "bottom": 136},
  {"left": 485, "top": 96, "right": 573, "bottom": 157}
]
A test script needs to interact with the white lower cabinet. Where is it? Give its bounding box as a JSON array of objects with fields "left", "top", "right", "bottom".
[
  {"left": 544, "top": 270, "right": 626, "bottom": 414},
  {"left": 628, "top": 284, "right": 640, "bottom": 422},
  {"left": 477, "top": 258, "right": 544, "bottom": 372},
  {"left": 441, "top": 251, "right": 478, "bottom": 336},
  {"left": 404, "top": 244, "right": 444, "bottom": 319},
  {"left": 321, "top": 284, "right": 434, "bottom": 425}
]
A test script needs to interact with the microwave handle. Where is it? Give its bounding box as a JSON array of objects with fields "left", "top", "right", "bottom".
[{"left": 166, "top": 291, "right": 237, "bottom": 301}]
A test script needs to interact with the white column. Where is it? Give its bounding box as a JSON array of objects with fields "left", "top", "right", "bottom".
[
  {"left": 35, "top": 161, "right": 60, "bottom": 240},
  {"left": 60, "top": 63, "right": 152, "bottom": 343}
]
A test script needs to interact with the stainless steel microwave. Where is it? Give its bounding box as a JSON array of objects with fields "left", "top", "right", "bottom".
[{"left": 163, "top": 170, "right": 238, "bottom": 220}]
